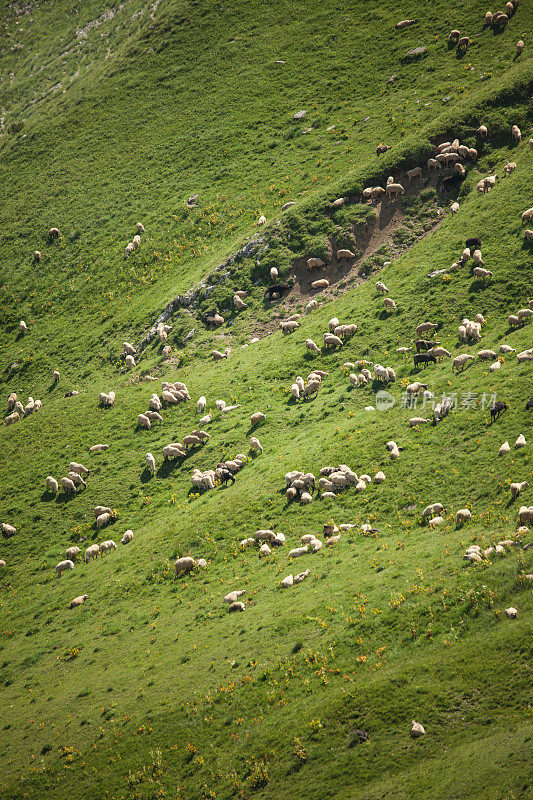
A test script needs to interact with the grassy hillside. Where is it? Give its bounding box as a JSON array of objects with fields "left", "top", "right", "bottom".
[{"left": 1, "top": 1, "right": 532, "bottom": 798}]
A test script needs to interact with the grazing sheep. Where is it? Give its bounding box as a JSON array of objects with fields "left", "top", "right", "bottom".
[
  {"left": 452, "top": 353, "right": 474, "bottom": 372},
  {"left": 414, "top": 353, "right": 436, "bottom": 368},
  {"left": 290, "top": 383, "right": 300, "bottom": 400},
  {"left": 68, "top": 472, "right": 86, "bottom": 489},
  {"left": 305, "top": 338, "right": 321, "bottom": 354},
  {"left": 499, "top": 441, "right": 511, "bottom": 456},
  {"left": 515, "top": 434, "right": 526, "bottom": 448},
  {"left": 137, "top": 413, "right": 151, "bottom": 429},
  {"left": 407, "top": 167, "right": 423, "bottom": 183},
  {"left": 410, "top": 720, "right": 426, "bottom": 738},
  {"left": 396, "top": 19, "right": 415, "bottom": 28},
  {"left": 490, "top": 401, "right": 508, "bottom": 422},
  {"left": 146, "top": 452, "right": 156, "bottom": 475},
  {"left": 477, "top": 349, "right": 497, "bottom": 361},
  {"left": 517, "top": 349, "right": 533, "bottom": 362},
  {"left": 99, "top": 391, "right": 116, "bottom": 407},
  {"left": 305, "top": 299, "right": 318, "bottom": 314},
  {"left": 337, "top": 249, "right": 355, "bottom": 260},
  {"left": 61, "top": 477, "right": 77, "bottom": 493},
  {"left": 511, "top": 481, "right": 528, "bottom": 498},
  {"left": 96, "top": 512, "right": 112, "bottom": 529},
  {"left": 45, "top": 476, "right": 59, "bottom": 494},
  {"left": 375, "top": 281, "right": 389, "bottom": 294},
  {"left": 512, "top": 125, "right": 521, "bottom": 142},
  {"left": 280, "top": 320, "right": 300, "bottom": 334},
  {"left": 224, "top": 590, "right": 246, "bottom": 604},
  {"left": 472, "top": 266, "right": 493, "bottom": 279},
  {"left": 456, "top": 508, "right": 472, "bottom": 526},
  {"left": 385, "top": 182, "right": 404, "bottom": 199},
  {"left": 427, "top": 158, "right": 442, "bottom": 172},
  {"left": 5, "top": 412, "right": 20, "bottom": 426},
  {"left": 323, "top": 333, "right": 343, "bottom": 349},
  {"left": 100, "top": 540, "right": 117, "bottom": 555},
  {"left": 311, "top": 279, "right": 330, "bottom": 290},
  {"left": 508, "top": 315, "right": 520, "bottom": 327},
  {"left": 409, "top": 417, "right": 430, "bottom": 427},
  {"left": 423, "top": 503, "right": 445, "bottom": 519},
  {"left": 457, "top": 36, "right": 470, "bottom": 50},
  {"left": 416, "top": 321, "right": 438, "bottom": 337},
  {"left": 428, "top": 347, "right": 450, "bottom": 360},
  {"left": 19, "top": 320, "right": 28, "bottom": 333},
  {"left": 56, "top": 559, "right": 74, "bottom": 578},
  {"left": 49, "top": 227, "right": 60, "bottom": 239},
  {"left": 281, "top": 574, "right": 294, "bottom": 588},
  {"left": 233, "top": 294, "right": 247, "bottom": 310},
  {"left": 259, "top": 543, "right": 271, "bottom": 557},
  {"left": 251, "top": 411, "right": 266, "bottom": 426},
  {"left": 174, "top": 556, "right": 196, "bottom": 577},
  {"left": 84, "top": 544, "right": 100, "bottom": 562},
  {"left": 132, "top": 234, "right": 141, "bottom": 249},
  {"left": 376, "top": 144, "right": 391, "bottom": 155},
  {"left": 125, "top": 242, "right": 134, "bottom": 256},
  {"left": 449, "top": 29, "right": 461, "bottom": 43},
  {"left": 69, "top": 594, "right": 89, "bottom": 609},
  {"left": 519, "top": 506, "right": 533, "bottom": 525},
  {"left": 383, "top": 297, "right": 397, "bottom": 310},
  {"left": 228, "top": 601, "right": 246, "bottom": 613},
  {"left": 250, "top": 436, "right": 263, "bottom": 454}
]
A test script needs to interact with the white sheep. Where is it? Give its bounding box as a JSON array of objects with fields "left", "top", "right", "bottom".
[
  {"left": 290, "top": 383, "right": 300, "bottom": 400},
  {"left": 137, "top": 413, "right": 151, "bottom": 429},
  {"left": 307, "top": 257, "right": 325, "bottom": 270},
  {"left": 452, "top": 353, "right": 474, "bottom": 372},
  {"left": 132, "top": 234, "right": 141, "bottom": 249},
  {"left": 96, "top": 512, "right": 111, "bottom": 529},
  {"left": 61, "top": 477, "right": 77, "bottom": 493},
  {"left": 281, "top": 574, "right": 294, "bottom": 588},
  {"left": 174, "top": 556, "right": 196, "bottom": 577},
  {"left": 55, "top": 559, "right": 74, "bottom": 578},
  {"left": 69, "top": 594, "right": 89, "bottom": 609},
  {"left": 407, "top": 167, "right": 423, "bottom": 183},
  {"left": 456, "top": 508, "right": 472, "bottom": 525},
  {"left": 511, "top": 481, "right": 528, "bottom": 498},
  {"left": 65, "top": 546, "right": 81, "bottom": 561},
  {"left": 409, "top": 417, "right": 430, "bottom": 427},
  {"left": 305, "top": 299, "right": 318, "bottom": 314},
  {"left": 311, "top": 279, "right": 329, "bottom": 290},
  {"left": 289, "top": 545, "right": 309, "bottom": 558},
  {"left": 146, "top": 453, "right": 156, "bottom": 475},
  {"left": 228, "top": 602, "right": 245, "bottom": 612},
  {"left": 1, "top": 522, "right": 16, "bottom": 537},
  {"left": 100, "top": 540, "right": 117, "bottom": 555},
  {"left": 385, "top": 182, "right": 404, "bottom": 199},
  {"left": 517, "top": 349, "right": 533, "bottom": 363},
  {"left": 224, "top": 590, "right": 246, "bottom": 604},
  {"left": 45, "top": 476, "right": 59, "bottom": 494},
  {"left": 250, "top": 436, "right": 263, "bottom": 454},
  {"left": 259, "top": 543, "right": 271, "bottom": 557},
  {"left": 515, "top": 434, "right": 526, "bottom": 449},
  {"left": 84, "top": 544, "right": 100, "bottom": 563},
  {"left": 251, "top": 411, "right": 266, "bottom": 426},
  {"left": 423, "top": 502, "right": 444, "bottom": 518},
  {"left": 270, "top": 267, "right": 278, "bottom": 281},
  {"left": 511, "top": 125, "right": 521, "bottom": 142},
  {"left": 5, "top": 412, "right": 20, "bottom": 425}
]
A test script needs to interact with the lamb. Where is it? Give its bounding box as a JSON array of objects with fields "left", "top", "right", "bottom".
[
  {"left": 456, "top": 508, "right": 472, "bottom": 526},
  {"left": 311, "top": 279, "right": 330, "bottom": 290},
  {"left": 250, "top": 436, "right": 263, "bottom": 454},
  {"left": 55, "top": 559, "right": 74, "bottom": 578},
  {"left": 375, "top": 281, "right": 389, "bottom": 294},
  {"left": 251, "top": 411, "right": 266, "bottom": 426},
  {"left": 511, "top": 481, "right": 528, "bottom": 498},
  {"left": 69, "top": 594, "right": 89, "bottom": 609},
  {"left": 452, "top": 353, "right": 474, "bottom": 372},
  {"left": 407, "top": 167, "right": 423, "bottom": 183},
  {"left": 516, "top": 40, "right": 524, "bottom": 55},
  {"left": 174, "top": 556, "right": 196, "bottom": 577},
  {"left": 100, "top": 540, "right": 117, "bottom": 555},
  {"left": 45, "top": 476, "right": 59, "bottom": 494},
  {"left": 84, "top": 544, "right": 100, "bottom": 562},
  {"left": 146, "top": 452, "right": 156, "bottom": 475},
  {"left": 511, "top": 125, "right": 521, "bottom": 142}
]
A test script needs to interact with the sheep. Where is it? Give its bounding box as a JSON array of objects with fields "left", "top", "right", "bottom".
[
  {"left": 519, "top": 506, "right": 533, "bottom": 525},
  {"left": 132, "top": 234, "right": 141, "bottom": 249},
  {"left": 96, "top": 512, "right": 112, "bottom": 529},
  {"left": 456, "top": 508, "right": 472, "bottom": 526},
  {"left": 512, "top": 125, "right": 521, "bottom": 142},
  {"left": 427, "top": 347, "right": 450, "bottom": 360},
  {"left": 517, "top": 349, "right": 533, "bottom": 363},
  {"left": 250, "top": 436, "right": 263, "bottom": 454},
  {"left": 376, "top": 144, "right": 391, "bottom": 156},
  {"left": 233, "top": 294, "right": 247, "bottom": 310},
  {"left": 416, "top": 322, "right": 438, "bottom": 337},
  {"left": 5, "top": 412, "right": 20, "bottom": 426},
  {"left": 511, "top": 481, "right": 528, "bottom": 498},
  {"left": 477, "top": 125, "right": 488, "bottom": 139},
  {"left": 251, "top": 411, "right": 265, "bottom": 426},
  {"left": 515, "top": 434, "right": 526, "bottom": 449},
  {"left": 396, "top": 19, "right": 415, "bottom": 28},
  {"left": 259, "top": 543, "right": 271, "bottom": 557},
  {"left": 407, "top": 167, "right": 423, "bottom": 183},
  {"left": 56, "top": 559, "right": 74, "bottom": 578},
  {"left": 84, "top": 544, "right": 100, "bottom": 562},
  {"left": 311, "top": 279, "right": 330, "bottom": 290},
  {"left": 490, "top": 401, "right": 508, "bottom": 422},
  {"left": 505, "top": 607, "right": 518, "bottom": 619},
  {"left": 281, "top": 574, "right": 294, "bottom": 588},
  {"left": 307, "top": 257, "right": 325, "bottom": 270},
  {"left": 452, "top": 353, "right": 475, "bottom": 372},
  {"left": 370, "top": 186, "right": 385, "bottom": 200},
  {"left": 174, "top": 556, "right": 196, "bottom": 577},
  {"left": 337, "top": 249, "right": 355, "bottom": 260},
  {"left": 457, "top": 35, "right": 470, "bottom": 50},
  {"left": 45, "top": 476, "right": 59, "bottom": 494},
  {"left": 224, "top": 590, "right": 246, "bottom": 604},
  {"left": 61, "top": 477, "right": 77, "bottom": 493},
  {"left": 49, "top": 227, "right": 60, "bottom": 239},
  {"left": 143, "top": 452, "right": 156, "bottom": 477},
  {"left": 125, "top": 242, "right": 134, "bottom": 256},
  {"left": 1, "top": 523, "right": 16, "bottom": 537},
  {"left": 228, "top": 601, "right": 246, "bottom": 612},
  {"left": 518, "top": 308, "right": 533, "bottom": 323},
  {"left": 290, "top": 383, "right": 300, "bottom": 400},
  {"left": 69, "top": 594, "right": 89, "bottom": 609},
  {"left": 137, "top": 413, "right": 151, "bottom": 429},
  {"left": 183, "top": 434, "right": 201, "bottom": 449},
  {"left": 305, "top": 299, "right": 318, "bottom": 314},
  {"left": 516, "top": 39, "right": 526, "bottom": 55},
  {"left": 409, "top": 417, "right": 430, "bottom": 427},
  {"left": 136, "top": 222, "right": 145, "bottom": 234},
  {"left": 427, "top": 158, "right": 442, "bottom": 172},
  {"left": 477, "top": 349, "right": 497, "bottom": 361},
  {"left": 423, "top": 502, "right": 445, "bottom": 519},
  {"left": 68, "top": 472, "right": 86, "bottom": 489},
  {"left": 383, "top": 297, "right": 397, "bottom": 310},
  {"left": 385, "top": 182, "right": 404, "bottom": 199},
  {"left": 323, "top": 333, "right": 343, "bottom": 349},
  {"left": 499, "top": 441, "right": 511, "bottom": 456},
  {"left": 99, "top": 391, "right": 116, "bottom": 407},
  {"left": 100, "top": 540, "right": 117, "bottom": 555},
  {"left": 281, "top": 320, "right": 300, "bottom": 334},
  {"left": 375, "top": 281, "right": 389, "bottom": 294}
]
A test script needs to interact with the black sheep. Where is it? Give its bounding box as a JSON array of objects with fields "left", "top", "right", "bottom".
[
  {"left": 525, "top": 397, "right": 533, "bottom": 411},
  {"left": 442, "top": 173, "right": 465, "bottom": 191},
  {"left": 216, "top": 468, "right": 235, "bottom": 485},
  {"left": 414, "top": 353, "right": 437, "bottom": 368},
  {"left": 416, "top": 339, "right": 439, "bottom": 353},
  {"left": 465, "top": 237, "right": 482, "bottom": 249},
  {"left": 490, "top": 401, "right": 508, "bottom": 422}
]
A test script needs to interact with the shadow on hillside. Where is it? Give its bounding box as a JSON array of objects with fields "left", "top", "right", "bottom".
[
  {"left": 56, "top": 492, "right": 78, "bottom": 504},
  {"left": 468, "top": 278, "right": 492, "bottom": 292},
  {"left": 140, "top": 468, "right": 153, "bottom": 484},
  {"left": 40, "top": 491, "right": 56, "bottom": 503}
]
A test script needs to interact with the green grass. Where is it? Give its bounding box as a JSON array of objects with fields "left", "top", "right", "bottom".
[{"left": 0, "top": 0, "right": 532, "bottom": 798}]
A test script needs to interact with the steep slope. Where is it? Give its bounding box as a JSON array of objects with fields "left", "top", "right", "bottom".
[{"left": 0, "top": 1, "right": 532, "bottom": 799}]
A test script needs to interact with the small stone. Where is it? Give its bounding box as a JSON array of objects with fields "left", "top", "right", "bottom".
[{"left": 405, "top": 46, "right": 428, "bottom": 59}]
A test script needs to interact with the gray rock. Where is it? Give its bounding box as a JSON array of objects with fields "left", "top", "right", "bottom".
[{"left": 405, "top": 46, "right": 428, "bottom": 59}]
